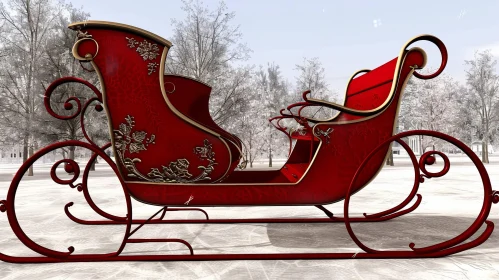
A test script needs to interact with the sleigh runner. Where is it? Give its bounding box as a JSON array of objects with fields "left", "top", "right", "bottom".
[{"left": 0, "top": 21, "right": 497, "bottom": 263}]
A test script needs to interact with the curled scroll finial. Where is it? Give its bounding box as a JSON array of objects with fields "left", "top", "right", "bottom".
[
  {"left": 72, "top": 36, "right": 99, "bottom": 61},
  {"left": 44, "top": 77, "right": 103, "bottom": 121},
  {"left": 492, "top": 190, "right": 499, "bottom": 204},
  {"left": 0, "top": 200, "right": 6, "bottom": 213},
  {"left": 403, "top": 35, "right": 448, "bottom": 80},
  {"left": 419, "top": 151, "right": 450, "bottom": 178}
]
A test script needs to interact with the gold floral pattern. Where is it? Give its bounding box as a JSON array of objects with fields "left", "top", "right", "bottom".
[
  {"left": 114, "top": 115, "right": 155, "bottom": 154},
  {"left": 114, "top": 116, "right": 216, "bottom": 183},
  {"left": 147, "top": 62, "right": 159, "bottom": 75},
  {"left": 125, "top": 37, "right": 160, "bottom": 75}
]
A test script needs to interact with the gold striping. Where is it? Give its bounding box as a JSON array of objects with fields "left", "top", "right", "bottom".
[{"left": 69, "top": 20, "right": 172, "bottom": 47}]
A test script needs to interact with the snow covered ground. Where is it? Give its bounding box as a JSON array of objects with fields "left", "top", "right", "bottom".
[{"left": 0, "top": 154, "right": 498, "bottom": 279}]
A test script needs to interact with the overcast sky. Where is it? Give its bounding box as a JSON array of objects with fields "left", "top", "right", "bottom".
[{"left": 68, "top": 0, "right": 499, "bottom": 96}]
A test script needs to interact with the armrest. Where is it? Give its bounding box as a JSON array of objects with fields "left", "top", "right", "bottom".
[
  {"left": 286, "top": 101, "right": 332, "bottom": 124},
  {"left": 302, "top": 90, "right": 385, "bottom": 117}
]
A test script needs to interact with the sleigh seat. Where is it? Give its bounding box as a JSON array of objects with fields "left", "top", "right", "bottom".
[
  {"left": 163, "top": 74, "right": 243, "bottom": 175},
  {"left": 270, "top": 57, "right": 403, "bottom": 182}
]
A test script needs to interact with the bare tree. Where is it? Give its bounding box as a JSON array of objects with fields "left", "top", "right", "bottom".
[
  {"left": 0, "top": 0, "right": 63, "bottom": 175},
  {"left": 40, "top": 3, "right": 110, "bottom": 169},
  {"left": 166, "top": 0, "right": 251, "bottom": 128},
  {"left": 294, "top": 57, "right": 337, "bottom": 120},
  {"left": 401, "top": 71, "right": 459, "bottom": 155},
  {"left": 464, "top": 50, "right": 499, "bottom": 163},
  {"left": 255, "top": 63, "right": 291, "bottom": 167},
  {"left": 236, "top": 95, "right": 265, "bottom": 168}
]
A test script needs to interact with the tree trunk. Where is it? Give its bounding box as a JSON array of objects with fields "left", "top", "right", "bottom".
[
  {"left": 268, "top": 131, "right": 273, "bottom": 167},
  {"left": 432, "top": 144, "right": 437, "bottom": 163},
  {"left": 419, "top": 135, "right": 424, "bottom": 156},
  {"left": 69, "top": 146, "right": 75, "bottom": 160},
  {"left": 23, "top": 134, "right": 33, "bottom": 176},
  {"left": 90, "top": 154, "right": 97, "bottom": 171},
  {"left": 482, "top": 141, "right": 489, "bottom": 163},
  {"left": 269, "top": 148, "right": 273, "bottom": 168},
  {"left": 386, "top": 146, "right": 394, "bottom": 166},
  {"left": 27, "top": 145, "right": 34, "bottom": 176}
]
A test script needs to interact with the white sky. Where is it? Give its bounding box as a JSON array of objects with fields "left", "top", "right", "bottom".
[{"left": 68, "top": 0, "right": 499, "bottom": 95}]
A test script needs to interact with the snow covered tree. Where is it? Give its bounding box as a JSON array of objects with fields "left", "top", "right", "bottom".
[
  {"left": 401, "top": 71, "right": 459, "bottom": 153},
  {"left": 166, "top": 0, "right": 251, "bottom": 128},
  {"left": 255, "top": 63, "right": 292, "bottom": 167},
  {"left": 0, "top": 0, "right": 64, "bottom": 175},
  {"left": 40, "top": 4, "right": 109, "bottom": 169},
  {"left": 464, "top": 50, "right": 499, "bottom": 163},
  {"left": 294, "top": 57, "right": 337, "bottom": 120}
]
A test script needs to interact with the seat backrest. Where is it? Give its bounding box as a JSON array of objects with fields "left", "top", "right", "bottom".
[{"left": 336, "top": 58, "right": 399, "bottom": 122}]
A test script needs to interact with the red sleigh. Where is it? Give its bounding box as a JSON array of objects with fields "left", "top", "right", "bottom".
[{"left": 0, "top": 21, "right": 497, "bottom": 263}]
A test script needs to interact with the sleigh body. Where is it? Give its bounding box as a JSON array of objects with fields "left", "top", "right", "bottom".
[
  {"left": 68, "top": 21, "right": 430, "bottom": 207},
  {"left": 0, "top": 21, "right": 497, "bottom": 263}
]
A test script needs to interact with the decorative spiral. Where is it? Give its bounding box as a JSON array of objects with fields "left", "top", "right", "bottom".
[
  {"left": 403, "top": 35, "right": 448, "bottom": 80},
  {"left": 4, "top": 140, "right": 133, "bottom": 260},
  {"left": 50, "top": 159, "right": 80, "bottom": 185},
  {"left": 0, "top": 200, "right": 6, "bottom": 213},
  {"left": 72, "top": 37, "right": 99, "bottom": 61},
  {"left": 419, "top": 151, "right": 450, "bottom": 178},
  {"left": 344, "top": 130, "right": 494, "bottom": 256},
  {"left": 44, "top": 77, "right": 104, "bottom": 147},
  {"left": 164, "top": 82, "right": 176, "bottom": 94},
  {"left": 493, "top": 190, "right": 499, "bottom": 204},
  {"left": 44, "top": 77, "right": 103, "bottom": 121}
]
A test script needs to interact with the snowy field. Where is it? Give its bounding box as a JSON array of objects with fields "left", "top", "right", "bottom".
[{"left": 0, "top": 154, "right": 498, "bottom": 279}]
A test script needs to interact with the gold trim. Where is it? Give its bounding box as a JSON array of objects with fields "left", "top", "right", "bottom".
[
  {"left": 159, "top": 48, "right": 220, "bottom": 137},
  {"left": 330, "top": 67, "right": 415, "bottom": 203},
  {"left": 72, "top": 38, "right": 99, "bottom": 61},
  {"left": 88, "top": 60, "right": 127, "bottom": 180},
  {"left": 69, "top": 20, "right": 172, "bottom": 48},
  {"left": 125, "top": 139, "right": 323, "bottom": 186},
  {"left": 68, "top": 27, "right": 234, "bottom": 184},
  {"left": 159, "top": 48, "right": 233, "bottom": 182},
  {"left": 303, "top": 35, "right": 434, "bottom": 123},
  {"left": 310, "top": 45, "right": 425, "bottom": 203},
  {"left": 305, "top": 69, "right": 371, "bottom": 123},
  {"left": 77, "top": 31, "right": 435, "bottom": 195},
  {"left": 164, "top": 73, "right": 212, "bottom": 88},
  {"left": 130, "top": 37, "right": 429, "bottom": 187}
]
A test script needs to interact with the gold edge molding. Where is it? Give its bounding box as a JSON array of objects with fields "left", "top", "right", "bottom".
[
  {"left": 159, "top": 48, "right": 220, "bottom": 137},
  {"left": 135, "top": 41, "right": 424, "bottom": 187},
  {"left": 165, "top": 73, "right": 212, "bottom": 88},
  {"left": 124, "top": 137, "right": 323, "bottom": 186},
  {"left": 159, "top": 47, "right": 233, "bottom": 182},
  {"left": 69, "top": 20, "right": 172, "bottom": 48},
  {"left": 312, "top": 46, "right": 425, "bottom": 129},
  {"left": 340, "top": 68, "right": 416, "bottom": 203},
  {"left": 75, "top": 32, "right": 426, "bottom": 193},
  {"left": 304, "top": 34, "right": 432, "bottom": 122},
  {"left": 312, "top": 54, "right": 419, "bottom": 204},
  {"left": 305, "top": 68, "right": 371, "bottom": 123},
  {"left": 89, "top": 60, "right": 128, "bottom": 181}
]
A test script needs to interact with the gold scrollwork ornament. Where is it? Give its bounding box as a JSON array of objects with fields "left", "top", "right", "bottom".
[{"left": 113, "top": 115, "right": 217, "bottom": 183}]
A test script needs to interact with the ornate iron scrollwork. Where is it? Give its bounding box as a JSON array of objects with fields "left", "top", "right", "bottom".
[
  {"left": 315, "top": 128, "right": 333, "bottom": 144},
  {"left": 114, "top": 116, "right": 216, "bottom": 183}
]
